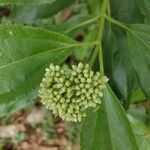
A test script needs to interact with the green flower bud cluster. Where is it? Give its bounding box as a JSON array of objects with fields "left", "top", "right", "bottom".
[{"left": 39, "top": 63, "right": 108, "bottom": 122}]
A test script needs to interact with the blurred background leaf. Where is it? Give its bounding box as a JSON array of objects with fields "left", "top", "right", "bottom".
[{"left": 7, "top": 0, "right": 74, "bottom": 25}]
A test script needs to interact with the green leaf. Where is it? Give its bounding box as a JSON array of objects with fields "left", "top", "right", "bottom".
[
  {"left": 36, "top": 0, "right": 74, "bottom": 18},
  {"left": 0, "top": 0, "right": 55, "bottom": 5},
  {"left": 48, "top": 14, "right": 91, "bottom": 34},
  {"left": 10, "top": 6, "right": 38, "bottom": 25},
  {"left": 111, "top": 29, "right": 134, "bottom": 100},
  {"left": 74, "top": 28, "right": 96, "bottom": 61},
  {"left": 111, "top": 0, "right": 143, "bottom": 23},
  {"left": 87, "top": 0, "right": 101, "bottom": 15},
  {"left": 0, "top": 24, "right": 76, "bottom": 115},
  {"left": 81, "top": 85, "right": 138, "bottom": 150},
  {"left": 10, "top": 0, "right": 74, "bottom": 24},
  {"left": 127, "top": 24, "right": 150, "bottom": 97},
  {"left": 136, "top": 0, "right": 150, "bottom": 24},
  {"left": 129, "top": 114, "right": 150, "bottom": 150},
  {"left": 130, "top": 88, "right": 146, "bottom": 103},
  {"left": 104, "top": 26, "right": 136, "bottom": 107}
]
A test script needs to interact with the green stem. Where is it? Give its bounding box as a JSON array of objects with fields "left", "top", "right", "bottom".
[
  {"left": 96, "top": 0, "right": 109, "bottom": 41},
  {"left": 65, "top": 16, "right": 100, "bottom": 34},
  {"left": 102, "top": 14, "right": 130, "bottom": 32},
  {"left": 103, "top": 14, "right": 150, "bottom": 49},
  {"left": 73, "top": 41, "right": 99, "bottom": 47},
  {"left": 89, "top": 44, "right": 99, "bottom": 67},
  {"left": 89, "top": 0, "right": 109, "bottom": 69},
  {"left": 107, "top": 0, "right": 111, "bottom": 17},
  {"left": 98, "top": 44, "right": 104, "bottom": 74}
]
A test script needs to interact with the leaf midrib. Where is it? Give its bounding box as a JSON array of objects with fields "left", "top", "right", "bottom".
[
  {"left": 103, "top": 89, "right": 115, "bottom": 150},
  {"left": 0, "top": 44, "right": 73, "bottom": 70}
]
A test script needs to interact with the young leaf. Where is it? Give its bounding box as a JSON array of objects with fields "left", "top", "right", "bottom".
[
  {"left": 81, "top": 85, "right": 138, "bottom": 150},
  {"left": 0, "top": 24, "right": 76, "bottom": 115},
  {"left": 127, "top": 24, "right": 150, "bottom": 97}
]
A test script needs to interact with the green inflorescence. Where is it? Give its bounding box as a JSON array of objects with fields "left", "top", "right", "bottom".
[{"left": 38, "top": 63, "right": 108, "bottom": 122}]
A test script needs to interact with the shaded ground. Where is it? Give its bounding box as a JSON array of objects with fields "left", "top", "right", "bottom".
[{"left": 0, "top": 103, "right": 80, "bottom": 150}]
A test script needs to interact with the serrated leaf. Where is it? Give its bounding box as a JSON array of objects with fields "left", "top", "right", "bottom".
[
  {"left": 81, "top": 85, "right": 138, "bottom": 150},
  {"left": 127, "top": 24, "right": 150, "bottom": 97},
  {"left": 0, "top": 24, "right": 76, "bottom": 115}
]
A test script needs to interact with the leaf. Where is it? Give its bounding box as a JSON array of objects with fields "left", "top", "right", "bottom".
[
  {"left": 130, "top": 88, "right": 146, "bottom": 103},
  {"left": 48, "top": 14, "right": 91, "bottom": 34},
  {"left": 0, "top": 95, "right": 33, "bottom": 117},
  {"left": 74, "top": 28, "right": 96, "bottom": 61},
  {"left": 10, "top": 6, "right": 38, "bottom": 25},
  {"left": 36, "top": 0, "right": 74, "bottom": 18},
  {"left": 111, "top": 29, "right": 135, "bottom": 99},
  {"left": 111, "top": 0, "right": 143, "bottom": 23},
  {"left": 87, "top": 0, "right": 101, "bottom": 15},
  {"left": 127, "top": 24, "right": 150, "bottom": 97},
  {"left": 136, "top": 0, "right": 150, "bottom": 24},
  {"left": 104, "top": 26, "right": 136, "bottom": 106},
  {"left": 10, "top": 0, "right": 74, "bottom": 24},
  {"left": 0, "top": 0, "right": 55, "bottom": 5},
  {"left": 128, "top": 104, "right": 150, "bottom": 124},
  {"left": 0, "top": 24, "right": 76, "bottom": 115},
  {"left": 128, "top": 114, "right": 150, "bottom": 150},
  {"left": 81, "top": 85, "right": 138, "bottom": 150}
]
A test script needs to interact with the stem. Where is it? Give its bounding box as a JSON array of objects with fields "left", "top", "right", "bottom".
[
  {"left": 89, "top": 44, "right": 99, "bottom": 67},
  {"left": 102, "top": 14, "right": 130, "bottom": 32},
  {"left": 89, "top": 0, "right": 109, "bottom": 69},
  {"left": 107, "top": 0, "right": 112, "bottom": 31},
  {"left": 96, "top": 0, "right": 109, "bottom": 41},
  {"left": 103, "top": 14, "right": 150, "bottom": 49},
  {"left": 98, "top": 44, "right": 104, "bottom": 74},
  {"left": 107, "top": 0, "right": 111, "bottom": 17},
  {"left": 73, "top": 41, "right": 99, "bottom": 47},
  {"left": 65, "top": 16, "right": 100, "bottom": 34}
]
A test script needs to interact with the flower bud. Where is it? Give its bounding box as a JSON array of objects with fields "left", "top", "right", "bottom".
[{"left": 38, "top": 63, "right": 108, "bottom": 122}]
